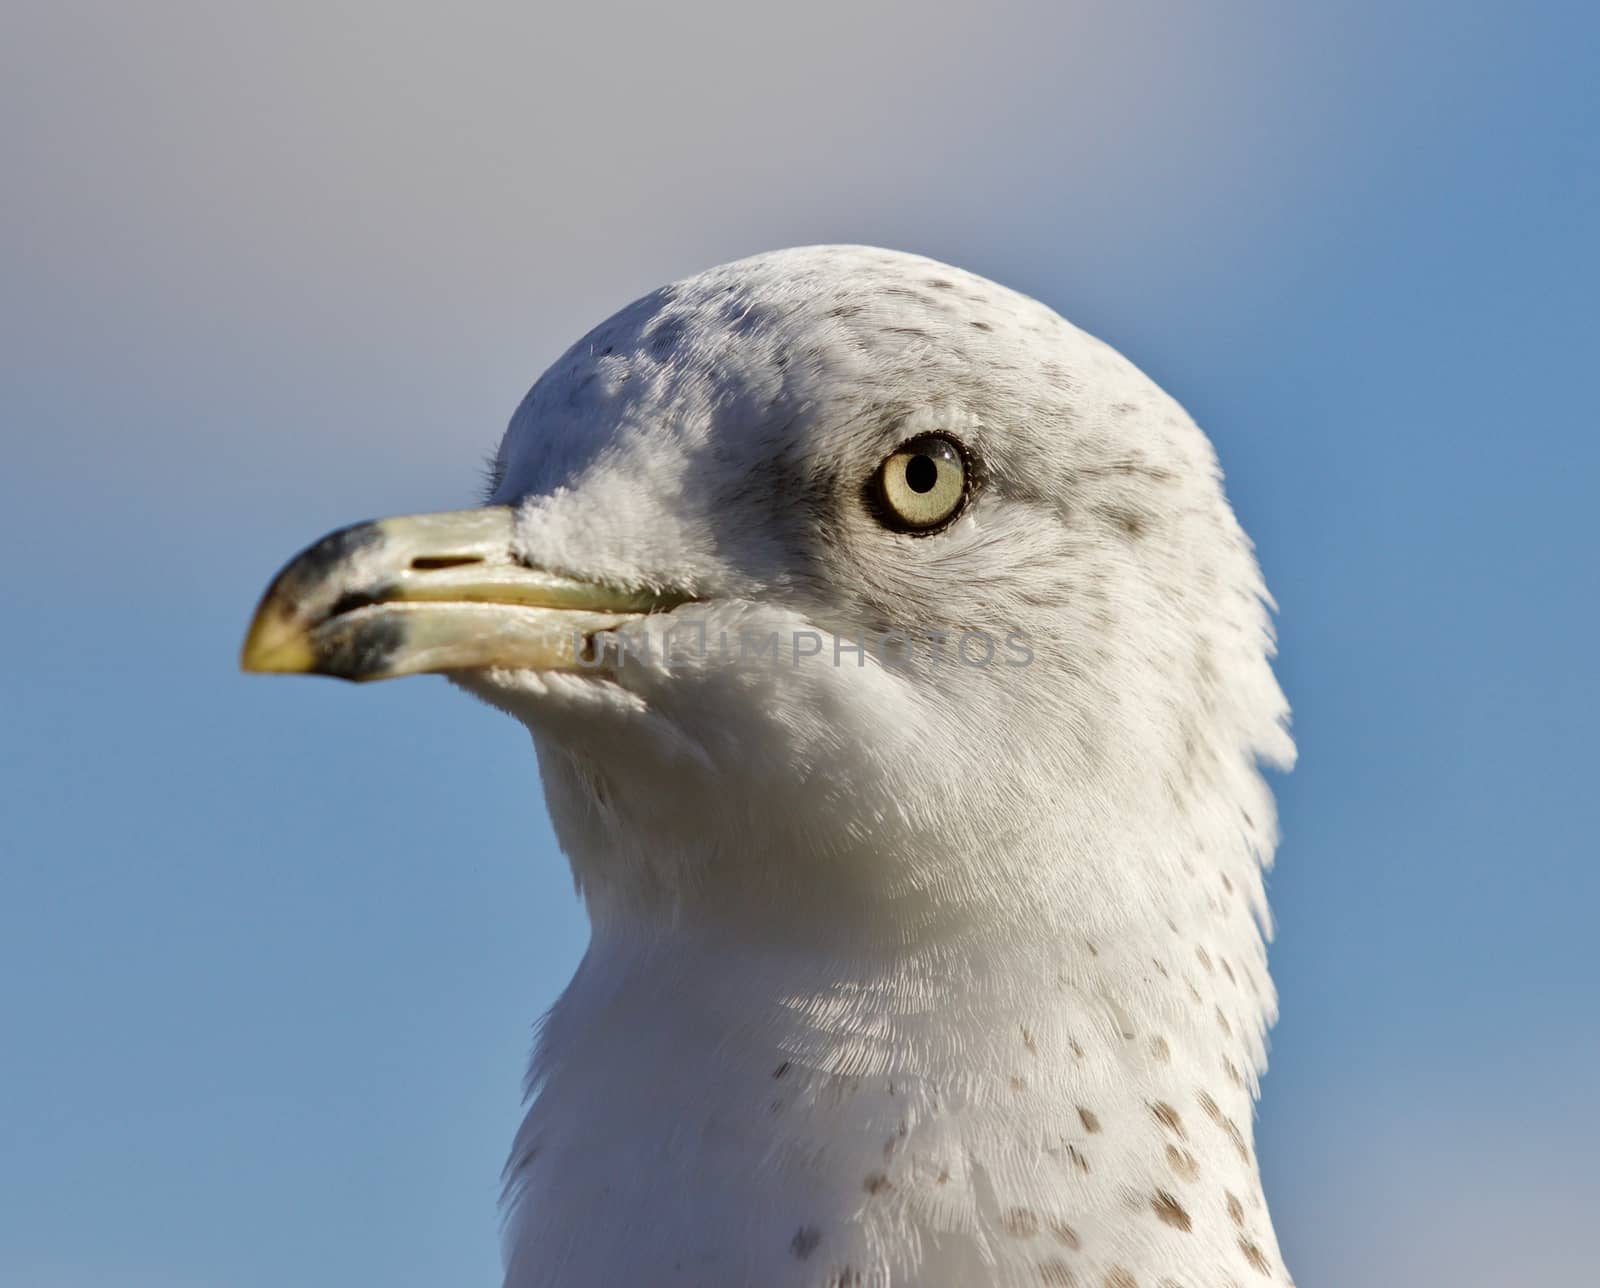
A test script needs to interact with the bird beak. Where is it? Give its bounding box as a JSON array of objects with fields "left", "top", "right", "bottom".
[{"left": 240, "top": 506, "right": 680, "bottom": 682}]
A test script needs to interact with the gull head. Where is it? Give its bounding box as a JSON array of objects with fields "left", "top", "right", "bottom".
[
  {"left": 242, "top": 246, "right": 1299, "bottom": 1287},
  {"left": 243, "top": 245, "right": 1293, "bottom": 947}
]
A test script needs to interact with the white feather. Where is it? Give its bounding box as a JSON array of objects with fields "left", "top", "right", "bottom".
[{"left": 457, "top": 246, "right": 1294, "bottom": 1287}]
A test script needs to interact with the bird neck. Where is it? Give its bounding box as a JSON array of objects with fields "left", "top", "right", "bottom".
[{"left": 503, "top": 917, "right": 1288, "bottom": 1287}]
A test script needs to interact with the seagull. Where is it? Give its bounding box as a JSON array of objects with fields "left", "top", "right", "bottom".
[{"left": 242, "top": 246, "right": 1295, "bottom": 1288}]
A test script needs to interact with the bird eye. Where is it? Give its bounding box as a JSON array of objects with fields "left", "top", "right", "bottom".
[{"left": 875, "top": 434, "right": 969, "bottom": 533}]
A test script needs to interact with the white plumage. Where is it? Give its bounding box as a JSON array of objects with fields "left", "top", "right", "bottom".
[
  {"left": 254, "top": 244, "right": 1294, "bottom": 1286},
  {"left": 450, "top": 247, "right": 1295, "bottom": 1287}
]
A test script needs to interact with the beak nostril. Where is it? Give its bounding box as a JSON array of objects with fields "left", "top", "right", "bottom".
[{"left": 411, "top": 555, "right": 483, "bottom": 571}]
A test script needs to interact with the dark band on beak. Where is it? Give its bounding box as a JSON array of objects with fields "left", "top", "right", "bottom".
[{"left": 241, "top": 507, "right": 684, "bottom": 682}]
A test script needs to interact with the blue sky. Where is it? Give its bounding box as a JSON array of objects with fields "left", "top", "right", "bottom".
[{"left": 3, "top": 3, "right": 1595, "bottom": 1285}]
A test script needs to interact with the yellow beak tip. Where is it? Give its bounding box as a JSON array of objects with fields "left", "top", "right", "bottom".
[{"left": 240, "top": 617, "right": 317, "bottom": 675}]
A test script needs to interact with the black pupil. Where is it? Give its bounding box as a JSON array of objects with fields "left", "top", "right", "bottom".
[{"left": 904, "top": 454, "right": 939, "bottom": 494}]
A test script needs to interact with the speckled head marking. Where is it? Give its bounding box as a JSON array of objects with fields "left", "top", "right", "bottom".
[{"left": 245, "top": 245, "right": 1294, "bottom": 1287}]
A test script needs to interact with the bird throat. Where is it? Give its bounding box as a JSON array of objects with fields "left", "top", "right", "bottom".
[{"left": 500, "top": 918, "right": 1289, "bottom": 1288}]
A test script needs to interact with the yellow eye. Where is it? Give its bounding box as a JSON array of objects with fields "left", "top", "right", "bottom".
[{"left": 875, "top": 434, "right": 969, "bottom": 533}]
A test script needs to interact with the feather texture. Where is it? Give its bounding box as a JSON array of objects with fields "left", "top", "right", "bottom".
[{"left": 456, "top": 246, "right": 1294, "bottom": 1287}]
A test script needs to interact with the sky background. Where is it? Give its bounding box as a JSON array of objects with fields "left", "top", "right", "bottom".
[{"left": 2, "top": 3, "right": 1595, "bottom": 1285}]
